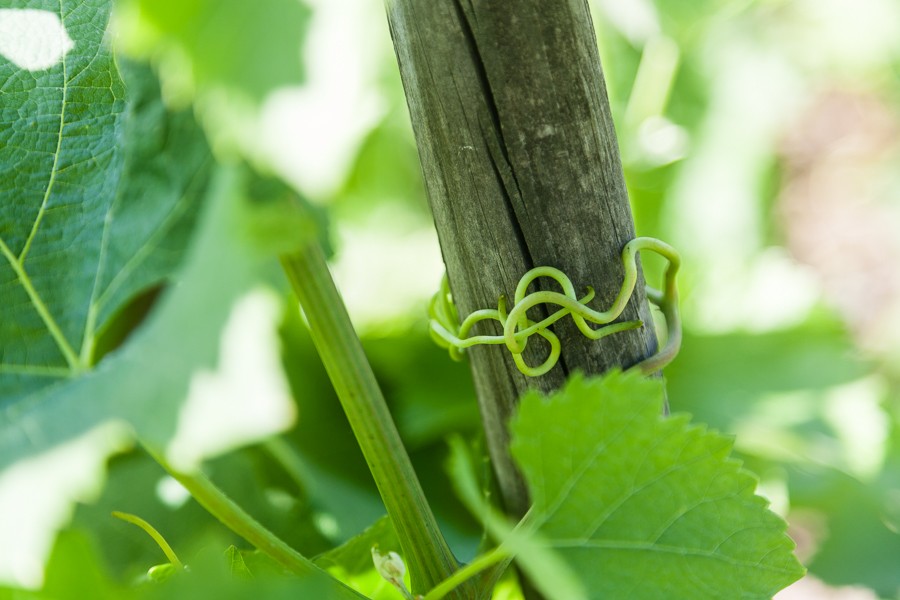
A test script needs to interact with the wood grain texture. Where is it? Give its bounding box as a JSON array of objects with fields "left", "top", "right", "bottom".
[{"left": 386, "top": 0, "right": 657, "bottom": 517}]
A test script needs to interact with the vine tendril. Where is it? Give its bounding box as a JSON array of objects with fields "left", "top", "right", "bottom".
[
  {"left": 112, "top": 511, "right": 184, "bottom": 570},
  {"left": 428, "top": 237, "right": 681, "bottom": 377}
]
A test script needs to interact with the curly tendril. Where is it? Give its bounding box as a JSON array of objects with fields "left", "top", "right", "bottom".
[{"left": 428, "top": 237, "right": 681, "bottom": 377}]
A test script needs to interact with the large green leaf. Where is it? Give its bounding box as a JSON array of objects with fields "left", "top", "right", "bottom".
[
  {"left": 0, "top": 0, "right": 211, "bottom": 400},
  {"left": 509, "top": 371, "right": 805, "bottom": 599},
  {"left": 0, "top": 0, "right": 308, "bottom": 470},
  {"left": 0, "top": 164, "right": 305, "bottom": 586},
  {"left": 0, "top": 2, "right": 311, "bottom": 587}
]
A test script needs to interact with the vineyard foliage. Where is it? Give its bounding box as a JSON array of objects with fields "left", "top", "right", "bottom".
[{"left": 2, "top": 0, "right": 899, "bottom": 598}]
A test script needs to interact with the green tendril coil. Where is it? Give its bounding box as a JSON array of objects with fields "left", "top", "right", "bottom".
[{"left": 428, "top": 237, "right": 681, "bottom": 377}]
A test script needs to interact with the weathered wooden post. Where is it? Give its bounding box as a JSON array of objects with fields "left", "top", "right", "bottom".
[{"left": 385, "top": 1, "right": 658, "bottom": 518}]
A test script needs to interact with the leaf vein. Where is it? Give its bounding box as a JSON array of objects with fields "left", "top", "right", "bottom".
[
  {"left": 19, "top": 0, "right": 69, "bottom": 266},
  {"left": 549, "top": 538, "right": 800, "bottom": 575},
  {"left": 0, "top": 237, "right": 80, "bottom": 372}
]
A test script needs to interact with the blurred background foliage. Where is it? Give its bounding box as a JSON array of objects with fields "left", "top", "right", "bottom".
[{"left": 28, "top": 0, "right": 900, "bottom": 598}]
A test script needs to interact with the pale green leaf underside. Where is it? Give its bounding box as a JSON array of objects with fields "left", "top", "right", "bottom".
[
  {"left": 510, "top": 371, "right": 805, "bottom": 599},
  {"left": 0, "top": 0, "right": 209, "bottom": 399}
]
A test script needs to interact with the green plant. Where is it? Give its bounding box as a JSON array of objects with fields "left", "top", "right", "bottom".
[{"left": 0, "top": 1, "right": 808, "bottom": 599}]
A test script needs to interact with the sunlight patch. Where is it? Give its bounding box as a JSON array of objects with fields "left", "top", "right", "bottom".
[
  {"left": 166, "top": 288, "right": 296, "bottom": 472},
  {"left": 330, "top": 207, "right": 444, "bottom": 333},
  {"left": 823, "top": 377, "right": 888, "bottom": 480},
  {"left": 0, "top": 9, "right": 74, "bottom": 71},
  {"left": 0, "top": 421, "right": 133, "bottom": 588}
]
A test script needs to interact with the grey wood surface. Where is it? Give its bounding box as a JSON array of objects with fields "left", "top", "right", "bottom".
[{"left": 386, "top": 0, "right": 658, "bottom": 518}]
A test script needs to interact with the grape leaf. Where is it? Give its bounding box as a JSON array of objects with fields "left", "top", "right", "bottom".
[
  {"left": 0, "top": 0, "right": 211, "bottom": 399},
  {"left": 0, "top": 164, "right": 304, "bottom": 586},
  {"left": 0, "top": 1, "right": 311, "bottom": 586},
  {"left": 509, "top": 370, "right": 805, "bottom": 599},
  {"left": 0, "top": 0, "right": 308, "bottom": 469}
]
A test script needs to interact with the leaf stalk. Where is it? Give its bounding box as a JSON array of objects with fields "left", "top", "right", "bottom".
[{"left": 280, "top": 239, "right": 467, "bottom": 597}]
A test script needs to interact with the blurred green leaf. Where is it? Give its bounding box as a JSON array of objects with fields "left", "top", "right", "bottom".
[
  {"left": 8, "top": 529, "right": 125, "bottom": 600},
  {"left": 9, "top": 528, "right": 350, "bottom": 600},
  {"left": 0, "top": 71, "right": 317, "bottom": 579},
  {"left": 338, "top": 113, "right": 428, "bottom": 217},
  {"left": 140, "top": 538, "right": 353, "bottom": 600},
  {"left": 243, "top": 173, "right": 332, "bottom": 258},
  {"left": 224, "top": 545, "right": 252, "bottom": 579},
  {"left": 315, "top": 515, "right": 399, "bottom": 575},
  {"left": 665, "top": 324, "right": 869, "bottom": 430},
  {"left": 510, "top": 370, "right": 805, "bottom": 599},
  {"left": 116, "top": 0, "right": 311, "bottom": 102},
  {"left": 364, "top": 331, "right": 480, "bottom": 450},
  {"left": 788, "top": 454, "right": 900, "bottom": 595},
  {"left": 73, "top": 446, "right": 343, "bottom": 585},
  {"left": 1, "top": 0, "right": 318, "bottom": 551},
  {"left": 0, "top": 7, "right": 269, "bottom": 584}
]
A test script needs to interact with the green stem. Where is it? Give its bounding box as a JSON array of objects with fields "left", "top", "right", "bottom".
[
  {"left": 280, "top": 240, "right": 466, "bottom": 597},
  {"left": 424, "top": 547, "right": 511, "bottom": 600},
  {"left": 112, "top": 511, "right": 184, "bottom": 569},
  {"left": 152, "top": 453, "right": 364, "bottom": 599}
]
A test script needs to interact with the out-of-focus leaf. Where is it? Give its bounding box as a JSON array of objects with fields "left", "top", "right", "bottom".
[
  {"left": 363, "top": 331, "right": 480, "bottom": 450},
  {"left": 72, "top": 446, "right": 336, "bottom": 583},
  {"left": 71, "top": 451, "right": 222, "bottom": 581},
  {"left": 5, "top": 529, "right": 125, "bottom": 600},
  {"left": 338, "top": 113, "right": 427, "bottom": 216},
  {"left": 315, "top": 515, "right": 399, "bottom": 575},
  {"left": 510, "top": 371, "right": 805, "bottom": 599},
  {"left": 244, "top": 173, "right": 333, "bottom": 258},
  {"left": 143, "top": 539, "right": 355, "bottom": 600},
  {"left": 650, "top": 0, "right": 732, "bottom": 45},
  {"left": 787, "top": 462, "right": 900, "bottom": 596},
  {"left": 115, "top": 0, "right": 311, "bottom": 102},
  {"left": 224, "top": 545, "right": 252, "bottom": 579},
  {"left": 665, "top": 324, "right": 869, "bottom": 430},
  {"left": 313, "top": 514, "right": 428, "bottom": 600},
  {"left": 0, "top": 528, "right": 357, "bottom": 600}
]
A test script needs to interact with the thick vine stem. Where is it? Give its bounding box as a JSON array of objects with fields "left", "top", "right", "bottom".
[
  {"left": 280, "top": 240, "right": 469, "bottom": 598},
  {"left": 430, "top": 237, "right": 681, "bottom": 377}
]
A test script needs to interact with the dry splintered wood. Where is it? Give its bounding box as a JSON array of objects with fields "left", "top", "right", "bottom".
[{"left": 386, "top": 0, "right": 658, "bottom": 517}]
